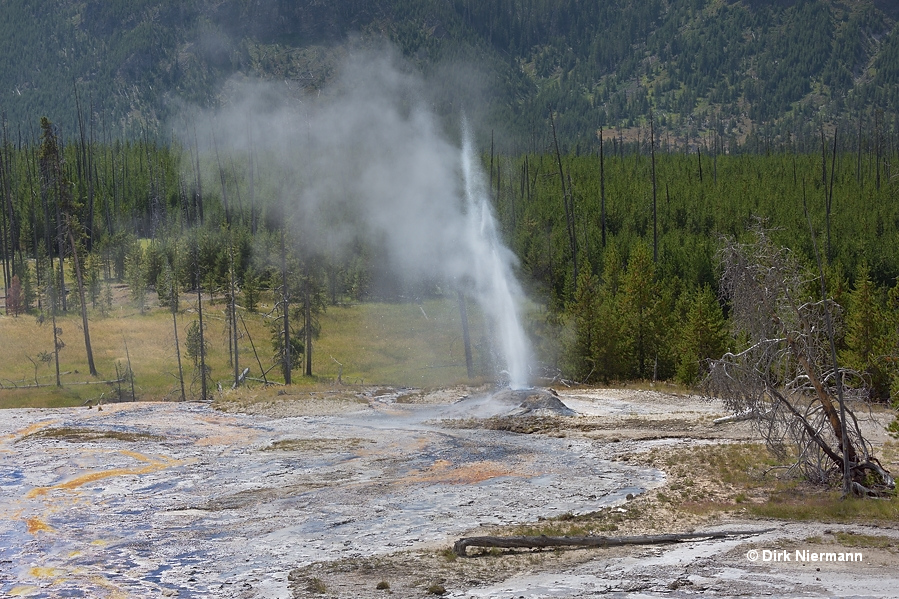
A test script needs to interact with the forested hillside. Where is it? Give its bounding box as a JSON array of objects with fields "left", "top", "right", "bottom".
[
  {"left": 1, "top": 0, "right": 898, "bottom": 147},
  {"left": 2, "top": 116, "right": 899, "bottom": 398}
]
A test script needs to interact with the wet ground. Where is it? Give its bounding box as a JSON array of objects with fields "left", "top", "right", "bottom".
[
  {"left": 0, "top": 389, "right": 662, "bottom": 598},
  {"left": 4, "top": 387, "right": 897, "bottom": 599}
]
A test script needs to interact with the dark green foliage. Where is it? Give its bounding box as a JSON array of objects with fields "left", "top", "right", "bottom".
[
  {"left": 592, "top": 244, "right": 627, "bottom": 382},
  {"left": 621, "top": 242, "right": 677, "bottom": 380},
  {"left": 676, "top": 284, "right": 729, "bottom": 385},
  {"left": 268, "top": 251, "right": 327, "bottom": 381},
  {"left": 156, "top": 261, "right": 178, "bottom": 310},
  {"left": 125, "top": 243, "right": 147, "bottom": 311},
  {"left": 269, "top": 316, "right": 304, "bottom": 373},
  {"left": 564, "top": 260, "right": 599, "bottom": 381},
  {"left": 4, "top": 107, "right": 899, "bottom": 392},
  {"left": 185, "top": 320, "right": 207, "bottom": 368},
  {"left": 241, "top": 271, "right": 260, "bottom": 313},
  {"left": 0, "top": 1, "right": 898, "bottom": 147},
  {"left": 17, "top": 260, "right": 36, "bottom": 313},
  {"left": 841, "top": 264, "right": 887, "bottom": 398}
]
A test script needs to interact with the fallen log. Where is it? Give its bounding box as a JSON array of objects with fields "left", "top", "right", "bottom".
[{"left": 453, "top": 529, "right": 772, "bottom": 557}]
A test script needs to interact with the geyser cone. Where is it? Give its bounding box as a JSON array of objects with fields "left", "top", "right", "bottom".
[{"left": 490, "top": 387, "right": 576, "bottom": 416}]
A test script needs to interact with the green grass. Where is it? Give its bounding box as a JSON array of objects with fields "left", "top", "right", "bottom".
[
  {"left": 833, "top": 531, "right": 898, "bottom": 549},
  {"left": 17, "top": 426, "right": 163, "bottom": 443},
  {"left": 0, "top": 387, "right": 88, "bottom": 409},
  {"left": 0, "top": 294, "right": 488, "bottom": 408},
  {"left": 656, "top": 443, "right": 899, "bottom": 525},
  {"left": 316, "top": 299, "right": 488, "bottom": 387},
  {"left": 307, "top": 577, "right": 327, "bottom": 594},
  {"left": 749, "top": 492, "right": 899, "bottom": 522},
  {"left": 262, "top": 437, "right": 373, "bottom": 452}
]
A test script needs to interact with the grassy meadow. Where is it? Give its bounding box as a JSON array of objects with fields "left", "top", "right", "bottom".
[{"left": 0, "top": 291, "right": 490, "bottom": 408}]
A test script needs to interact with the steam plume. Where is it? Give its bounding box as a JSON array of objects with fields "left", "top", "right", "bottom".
[{"left": 178, "top": 49, "right": 531, "bottom": 388}]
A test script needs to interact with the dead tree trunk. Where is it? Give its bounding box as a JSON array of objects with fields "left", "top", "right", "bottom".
[
  {"left": 704, "top": 227, "right": 894, "bottom": 496},
  {"left": 173, "top": 303, "right": 186, "bottom": 402},
  {"left": 230, "top": 243, "right": 240, "bottom": 387},
  {"left": 68, "top": 228, "right": 97, "bottom": 376},
  {"left": 599, "top": 127, "right": 606, "bottom": 248},
  {"left": 551, "top": 113, "right": 577, "bottom": 293},
  {"left": 650, "top": 112, "right": 658, "bottom": 263},
  {"left": 281, "top": 224, "right": 291, "bottom": 385},
  {"left": 457, "top": 290, "right": 474, "bottom": 379},
  {"left": 453, "top": 529, "right": 772, "bottom": 557},
  {"left": 303, "top": 260, "right": 313, "bottom": 378},
  {"left": 50, "top": 286, "right": 62, "bottom": 387}
]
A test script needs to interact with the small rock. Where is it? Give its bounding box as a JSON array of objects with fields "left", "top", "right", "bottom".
[
  {"left": 626, "top": 493, "right": 635, "bottom": 500},
  {"left": 668, "top": 578, "right": 692, "bottom": 590}
]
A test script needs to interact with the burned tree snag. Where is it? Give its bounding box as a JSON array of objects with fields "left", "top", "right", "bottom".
[
  {"left": 704, "top": 227, "right": 894, "bottom": 496},
  {"left": 453, "top": 529, "right": 772, "bottom": 557},
  {"left": 457, "top": 290, "right": 474, "bottom": 379},
  {"left": 599, "top": 127, "right": 606, "bottom": 248},
  {"left": 551, "top": 113, "right": 577, "bottom": 292}
]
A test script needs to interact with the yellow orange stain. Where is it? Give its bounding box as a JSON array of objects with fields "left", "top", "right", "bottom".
[
  {"left": 26, "top": 450, "right": 181, "bottom": 498},
  {"left": 402, "top": 459, "right": 523, "bottom": 485},
  {"left": 92, "top": 575, "right": 129, "bottom": 599},
  {"left": 26, "top": 517, "right": 55, "bottom": 534},
  {"left": 8, "top": 586, "right": 40, "bottom": 596},
  {"left": 29, "top": 566, "right": 65, "bottom": 578}
]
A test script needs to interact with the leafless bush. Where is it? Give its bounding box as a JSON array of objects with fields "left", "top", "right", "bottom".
[{"left": 704, "top": 228, "right": 893, "bottom": 496}]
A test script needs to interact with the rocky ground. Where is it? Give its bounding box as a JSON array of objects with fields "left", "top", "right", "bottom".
[{"left": 1, "top": 385, "right": 897, "bottom": 598}]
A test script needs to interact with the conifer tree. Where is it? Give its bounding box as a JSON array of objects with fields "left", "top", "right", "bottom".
[
  {"left": 620, "top": 241, "right": 663, "bottom": 379},
  {"left": 887, "top": 280, "right": 899, "bottom": 398},
  {"left": 676, "top": 284, "right": 728, "bottom": 385},
  {"left": 564, "top": 259, "right": 598, "bottom": 381},
  {"left": 841, "top": 264, "right": 890, "bottom": 399},
  {"left": 125, "top": 243, "right": 147, "bottom": 312},
  {"left": 593, "top": 244, "right": 626, "bottom": 382}
]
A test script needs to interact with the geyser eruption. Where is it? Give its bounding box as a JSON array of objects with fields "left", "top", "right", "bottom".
[
  {"left": 459, "top": 123, "right": 531, "bottom": 389},
  {"left": 179, "top": 49, "right": 532, "bottom": 387}
]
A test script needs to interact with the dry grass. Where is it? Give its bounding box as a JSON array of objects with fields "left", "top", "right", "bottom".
[
  {"left": 479, "top": 441, "right": 899, "bottom": 544},
  {"left": 0, "top": 294, "right": 487, "bottom": 408}
]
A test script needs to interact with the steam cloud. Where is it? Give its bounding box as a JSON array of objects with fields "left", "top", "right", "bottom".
[{"left": 178, "top": 49, "right": 531, "bottom": 388}]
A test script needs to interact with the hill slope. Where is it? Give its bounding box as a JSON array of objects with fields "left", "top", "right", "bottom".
[{"left": 0, "top": 0, "right": 897, "bottom": 147}]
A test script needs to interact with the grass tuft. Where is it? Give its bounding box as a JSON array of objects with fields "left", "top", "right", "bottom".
[
  {"left": 749, "top": 492, "right": 899, "bottom": 522},
  {"left": 17, "top": 426, "right": 163, "bottom": 443},
  {"left": 307, "top": 577, "right": 327, "bottom": 594}
]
